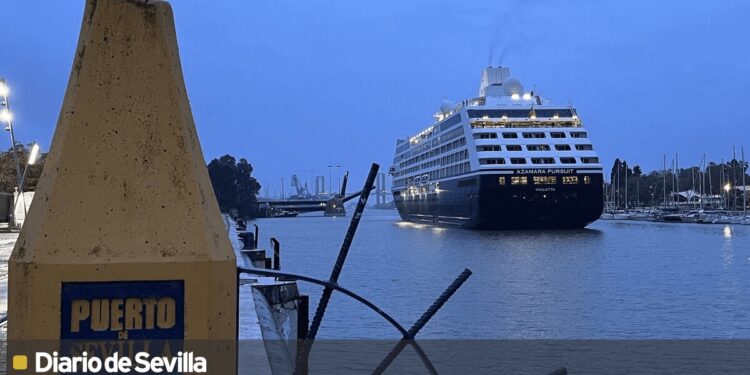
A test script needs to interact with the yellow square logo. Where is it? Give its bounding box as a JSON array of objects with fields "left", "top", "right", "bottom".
[{"left": 12, "top": 355, "right": 28, "bottom": 370}]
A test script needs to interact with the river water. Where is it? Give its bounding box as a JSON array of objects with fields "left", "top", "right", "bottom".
[
  {"left": 250, "top": 210, "right": 750, "bottom": 340},
  {"left": 1, "top": 211, "right": 749, "bottom": 341}
]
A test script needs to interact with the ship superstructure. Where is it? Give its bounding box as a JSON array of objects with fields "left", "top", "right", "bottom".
[{"left": 389, "top": 66, "right": 604, "bottom": 229}]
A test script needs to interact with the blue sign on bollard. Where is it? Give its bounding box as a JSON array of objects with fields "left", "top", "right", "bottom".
[{"left": 61, "top": 280, "right": 185, "bottom": 340}]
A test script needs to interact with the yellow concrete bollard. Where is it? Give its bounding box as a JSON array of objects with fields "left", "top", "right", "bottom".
[{"left": 8, "top": 0, "right": 237, "bottom": 373}]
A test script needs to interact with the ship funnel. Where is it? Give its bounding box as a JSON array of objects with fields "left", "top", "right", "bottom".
[{"left": 479, "top": 66, "right": 511, "bottom": 97}]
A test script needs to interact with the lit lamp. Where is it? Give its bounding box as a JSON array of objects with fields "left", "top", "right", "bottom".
[
  {"left": 0, "top": 78, "right": 24, "bottom": 195},
  {"left": 16, "top": 143, "right": 41, "bottom": 219},
  {"left": 724, "top": 183, "right": 731, "bottom": 209},
  {"left": 0, "top": 109, "right": 12, "bottom": 124},
  {"left": 20, "top": 143, "right": 41, "bottom": 189}
]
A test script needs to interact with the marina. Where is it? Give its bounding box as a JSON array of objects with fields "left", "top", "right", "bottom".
[{"left": 600, "top": 209, "right": 750, "bottom": 225}]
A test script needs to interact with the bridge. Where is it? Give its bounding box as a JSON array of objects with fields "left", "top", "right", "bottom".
[{"left": 258, "top": 172, "right": 372, "bottom": 217}]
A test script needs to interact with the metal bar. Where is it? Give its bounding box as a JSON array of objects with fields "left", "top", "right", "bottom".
[
  {"left": 296, "top": 294, "right": 310, "bottom": 374},
  {"left": 409, "top": 268, "right": 472, "bottom": 336},
  {"left": 253, "top": 224, "right": 259, "bottom": 249},
  {"left": 270, "top": 237, "right": 280, "bottom": 271},
  {"left": 238, "top": 266, "right": 408, "bottom": 337},
  {"left": 238, "top": 266, "right": 438, "bottom": 374},
  {"left": 308, "top": 163, "right": 379, "bottom": 339},
  {"left": 372, "top": 269, "right": 472, "bottom": 375}
]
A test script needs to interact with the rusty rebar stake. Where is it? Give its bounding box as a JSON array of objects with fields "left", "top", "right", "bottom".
[
  {"left": 372, "top": 268, "right": 473, "bottom": 375},
  {"left": 295, "top": 163, "right": 380, "bottom": 373}
]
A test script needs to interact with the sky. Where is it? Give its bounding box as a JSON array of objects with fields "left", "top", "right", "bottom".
[{"left": 3, "top": 0, "right": 750, "bottom": 197}]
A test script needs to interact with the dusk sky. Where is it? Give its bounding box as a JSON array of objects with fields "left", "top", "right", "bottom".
[{"left": 4, "top": 0, "right": 749, "bottom": 197}]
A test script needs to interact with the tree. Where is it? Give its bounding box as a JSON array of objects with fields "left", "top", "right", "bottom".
[
  {"left": 235, "top": 158, "right": 261, "bottom": 218},
  {"left": 633, "top": 165, "right": 643, "bottom": 177},
  {"left": 0, "top": 144, "right": 47, "bottom": 193},
  {"left": 207, "top": 155, "right": 238, "bottom": 212},
  {"left": 207, "top": 154, "right": 261, "bottom": 218}
]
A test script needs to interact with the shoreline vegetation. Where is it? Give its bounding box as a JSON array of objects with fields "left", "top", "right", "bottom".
[{"left": 206, "top": 154, "right": 261, "bottom": 219}]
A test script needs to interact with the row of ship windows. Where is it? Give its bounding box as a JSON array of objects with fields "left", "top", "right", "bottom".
[
  {"left": 393, "top": 161, "right": 472, "bottom": 188},
  {"left": 477, "top": 144, "right": 593, "bottom": 152},
  {"left": 498, "top": 175, "right": 592, "bottom": 186},
  {"left": 470, "top": 121, "right": 581, "bottom": 129},
  {"left": 475, "top": 131, "right": 587, "bottom": 139},
  {"left": 394, "top": 149, "right": 470, "bottom": 178},
  {"left": 480, "top": 157, "right": 600, "bottom": 165},
  {"left": 467, "top": 109, "right": 575, "bottom": 118},
  {"left": 399, "top": 138, "right": 467, "bottom": 168},
  {"left": 396, "top": 126, "right": 465, "bottom": 162}
]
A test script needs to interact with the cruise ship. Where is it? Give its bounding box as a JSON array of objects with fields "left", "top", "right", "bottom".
[{"left": 389, "top": 67, "right": 604, "bottom": 229}]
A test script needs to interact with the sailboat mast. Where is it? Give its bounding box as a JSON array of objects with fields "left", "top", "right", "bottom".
[
  {"left": 616, "top": 163, "right": 621, "bottom": 209},
  {"left": 675, "top": 153, "right": 680, "bottom": 208},
  {"left": 706, "top": 164, "right": 714, "bottom": 208},
  {"left": 662, "top": 155, "right": 667, "bottom": 208},
  {"left": 743, "top": 146, "right": 747, "bottom": 217},
  {"left": 671, "top": 156, "right": 676, "bottom": 207},
  {"left": 625, "top": 161, "right": 628, "bottom": 210},
  {"left": 691, "top": 167, "right": 696, "bottom": 209},
  {"left": 704, "top": 155, "right": 708, "bottom": 208},
  {"left": 720, "top": 158, "right": 726, "bottom": 209},
  {"left": 733, "top": 146, "right": 738, "bottom": 211}
]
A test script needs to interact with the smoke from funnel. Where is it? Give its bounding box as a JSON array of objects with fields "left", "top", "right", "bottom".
[{"left": 486, "top": 0, "right": 534, "bottom": 67}]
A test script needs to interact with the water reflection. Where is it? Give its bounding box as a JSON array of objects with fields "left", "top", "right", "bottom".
[{"left": 723, "top": 225, "right": 732, "bottom": 239}]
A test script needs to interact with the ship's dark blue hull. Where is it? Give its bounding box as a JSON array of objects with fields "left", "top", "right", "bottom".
[{"left": 393, "top": 172, "right": 604, "bottom": 229}]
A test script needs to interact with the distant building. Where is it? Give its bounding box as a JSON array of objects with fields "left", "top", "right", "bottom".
[
  {"left": 376, "top": 172, "right": 388, "bottom": 205},
  {"left": 314, "top": 176, "right": 325, "bottom": 195}
]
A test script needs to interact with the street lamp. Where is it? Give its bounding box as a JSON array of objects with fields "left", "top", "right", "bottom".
[
  {"left": 20, "top": 143, "right": 41, "bottom": 189},
  {"left": 0, "top": 108, "right": 12, "bottom": 124},
  {"left": 724, "top": 183, "right": 731, "bottom": 209},
  {"left": 327, "top": 164, "right": 341, "bottom": 195},
  {"left": 0, "top": 78, "right": 24, "bottom": 196},
  {"left": 18, "top": 143, "right": 41, "bottom": 218},
  {"left": 1, "top": 78, "right": 27, "bottom": 227},
  {"left": 327, "top": 165, "right": 332, "bottom": 194}
]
